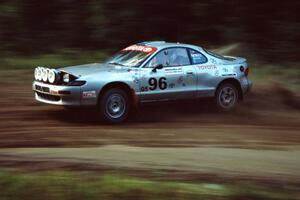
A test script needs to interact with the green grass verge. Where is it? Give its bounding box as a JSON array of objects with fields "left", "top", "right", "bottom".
[{"left": 0, "top": 170, "right": 297, "bottom": 200}]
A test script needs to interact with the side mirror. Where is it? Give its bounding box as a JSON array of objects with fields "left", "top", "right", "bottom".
[{"left": 152, "top": 64, "right": 163, "bottom": 72}]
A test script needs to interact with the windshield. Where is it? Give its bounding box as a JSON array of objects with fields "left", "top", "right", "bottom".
[{"left": 106, "top": 45, "right": 157, "bottom": 67}]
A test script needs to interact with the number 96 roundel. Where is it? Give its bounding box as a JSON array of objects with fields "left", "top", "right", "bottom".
[{"left": 141, "top": 77, "right": 167, "bottom": 92}]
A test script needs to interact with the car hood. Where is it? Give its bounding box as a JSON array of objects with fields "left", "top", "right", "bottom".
[{"left": 59, "top": 63, "right": 131, "bottom": 77}]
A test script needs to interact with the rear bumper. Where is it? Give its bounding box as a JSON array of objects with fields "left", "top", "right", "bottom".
[
  {"left": 241, "top": 78, "right": 252, "bottom": 95},
  {"left": 33, "top": 81, "right": 81, "bottom": 106},
  {"left": 245, "top": 80, "right": 252, "bottom": 94}
]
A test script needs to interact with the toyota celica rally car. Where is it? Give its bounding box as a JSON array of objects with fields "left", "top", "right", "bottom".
[{"left": 33, "top": 41, "right": 252, "bottom": 123}]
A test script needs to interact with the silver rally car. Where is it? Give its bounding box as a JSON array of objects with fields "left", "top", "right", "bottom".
[{"left": 33, "top": 41, "right": 252, "bottom": 123}]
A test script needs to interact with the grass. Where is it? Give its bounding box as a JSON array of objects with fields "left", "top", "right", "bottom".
[{"left": 0, "top": 169, "right": 297, "bottom": 200}]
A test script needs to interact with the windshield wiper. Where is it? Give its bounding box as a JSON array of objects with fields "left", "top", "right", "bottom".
[{"left": 108, "top": 62, "right": 125, "bottom": 66}]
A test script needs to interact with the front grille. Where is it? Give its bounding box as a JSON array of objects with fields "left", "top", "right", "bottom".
[
  {"left": 42, "top": 86, "right": 50, "bottom": 93},
  {"left": 36, "top": 92, "right": 60, "bottom": 102},
  {"left": 35, "top": 85, "right": 42, "bottom": 91},
  {"left": 35, "top": 85, "right": 50, "bottom": 93}
]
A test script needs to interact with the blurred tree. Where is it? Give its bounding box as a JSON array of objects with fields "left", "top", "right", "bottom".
[
  {"left": 0, "top": 0, "right": 299, "bottom": 62},
  {"left": 0, "top": 0, "right": 20, "bottom": 50}
]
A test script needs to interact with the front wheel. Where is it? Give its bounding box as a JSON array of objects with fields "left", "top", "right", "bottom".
[
  {"left": 99, "top": 88, "right": 130, "bottom": 123},
  {"left": 215, "top": 83, "right": 238, "bottom": 111}
]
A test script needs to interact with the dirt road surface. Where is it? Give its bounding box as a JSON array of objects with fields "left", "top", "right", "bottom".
[{"left": 0, "top": 79, "right": 300, "bottom": 183}]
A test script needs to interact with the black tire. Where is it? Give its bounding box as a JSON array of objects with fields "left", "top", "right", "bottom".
[
  {"left": 98, "top": 88, "right": 130, "bottom": 123},
  {"left": 215, "top": 83, "right": 239, "bottom": 111}
]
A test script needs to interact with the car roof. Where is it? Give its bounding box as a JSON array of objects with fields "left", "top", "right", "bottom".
[{"left": 137, "top": 41, "right": 203, "bottom": 51}]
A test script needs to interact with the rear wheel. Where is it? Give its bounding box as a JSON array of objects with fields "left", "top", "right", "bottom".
[
  {"left": 215, "top": 83, "right": 238, "bottom": 111},
  {"left": 99, "top": 88, "right": 130, "bottom": 123}
]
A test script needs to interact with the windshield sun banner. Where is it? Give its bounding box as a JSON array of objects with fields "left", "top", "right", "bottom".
[{"left": 123, "top": 45, "right": 157, "bottom": 54}]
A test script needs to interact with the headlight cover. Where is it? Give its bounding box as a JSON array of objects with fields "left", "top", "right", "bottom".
[
  {"left": 34, "top": 67, "right": 78, "bottom": 85},
  {"left": 34, "top": 67, "right": 42, "bottom": 81},
  {"left": 48, "top": 69, "right": 56, "bottom": 84},
  {"left": 63, "top": 73, "right": 70, "bottom": 83},
  {"left": 42, "top": 68, "right": 48, "bottom": 82}
]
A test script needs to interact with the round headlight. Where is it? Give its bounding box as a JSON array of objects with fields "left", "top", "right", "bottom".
[
  {"left": 34, "top": 67, "right": 39, "bottom": 80},
  {"left": 36, "top": 67, "right": 41, "bottom": 81},
  {"left": 48, "top": 69, "right": 56, "bottom": 84},
  {"left": 42, "top": 68, "right": 48, "bottom": 82},
  {"left": 34, "top": 67, "right": 41, "bottom": 81}
]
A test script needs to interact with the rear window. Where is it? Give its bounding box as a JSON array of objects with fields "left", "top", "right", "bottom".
[{"left": 188, "top": 49, "right": 207, "bottom": 64}]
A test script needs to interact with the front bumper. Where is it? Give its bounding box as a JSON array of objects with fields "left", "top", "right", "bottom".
[{"left": 33, "top": 81, "right": 82, "bottom": 106}]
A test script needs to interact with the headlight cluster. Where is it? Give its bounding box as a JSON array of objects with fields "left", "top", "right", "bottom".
[
  {"left": 34, "top": 66, "right": 83, "bottom": 86},
  {"left": 34, "top": 67, "right": 57, "bottom": 84}
]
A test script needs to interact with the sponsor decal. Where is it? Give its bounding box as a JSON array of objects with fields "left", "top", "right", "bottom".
[
  {"left": 165, "top": 67, "right": 183, "bottom": 74},
  {"left": 168, "top": 83, "right": 175, "bottom": 88},
  {"left": 176, "top": 76, "right": 186, "bottom": 87},
  {"left": 82, "top": 90, "right": 96, "bottom": 98},
  {"left": 123, "top": 45, "right": 157, "bottom": 53},
  {"left": 141, "top": 86, "right": 149, "bottom": 92},
  {"left": 177, "top": 76, "right": 184, "bottom": 84},
  {"left": 222, "top": 67, "right": 229, "bottom": 73},
  {"left": 186, "top": 74, "right": 194, "bottom": 84},
  {"left": 222, "top": 73, "right": 237, "bottom": 77},
  {"left": 198, "top": 65, "right": 217, "bottom": 70},
  {"left": 133, "top": 77, "right": 139, "bottom": 84},
  {"left": 215, "top": 70, "right": 220, "bottom": 76},
  {"left": 210, "top": 58, "right": 217, "bottom": 64}
]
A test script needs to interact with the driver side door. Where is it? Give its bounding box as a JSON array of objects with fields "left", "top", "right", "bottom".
[{"left": 138, "top": 47, "right": 197, "bottom": 102}]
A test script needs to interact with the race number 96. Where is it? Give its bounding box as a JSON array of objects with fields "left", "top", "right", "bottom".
[{"left": 148, "top": 77, "right": 167, "bottom": 90}]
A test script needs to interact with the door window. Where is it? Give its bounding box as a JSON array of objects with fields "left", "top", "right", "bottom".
[
  {"left": 145, "top": 50, "right": 168, "bottom": 68},
  {"left": 145, "top": 48, "right": 191, "bottom": 68},
  {"left": 168, "top": 48, "right": 190, "bottom": 66}
]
